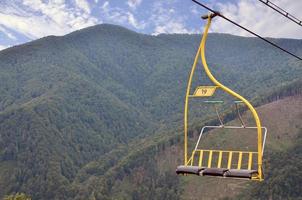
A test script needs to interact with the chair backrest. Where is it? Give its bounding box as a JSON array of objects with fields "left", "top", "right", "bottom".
[{"left": 188, "top": 149, "right": 258, "bottom": 171}]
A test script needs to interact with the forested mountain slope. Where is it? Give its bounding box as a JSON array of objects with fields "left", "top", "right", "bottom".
[
  {"left": 91, "top": 85, "right": 301, "bottom": 200},
  {"left": 0, "top": 24, "right": 301, "bottom": 199}
]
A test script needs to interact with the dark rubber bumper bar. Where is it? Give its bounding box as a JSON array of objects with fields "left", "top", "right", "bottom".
[
  {"left": 176, "top": 165, "right": 258, "bottom": 179},
  {"left": 224, "top": 169, "right": 258, "bottom": 179},
  {"left": 201, "top": 168, "right": 228, "bottom": 176},
  {"left": 176, "top": 165, "right": 204, "bottom": 175}
]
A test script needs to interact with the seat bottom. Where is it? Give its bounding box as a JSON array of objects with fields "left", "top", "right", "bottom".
[
  {"left": 176, "top": 166, "right": 259, "bottom": 179},
  {"left": 201, "top": 168, "right": 228, "bottom": 176},
  {"left": 224, "top": 169, "right": 258, "bottom": 179},
  {"left": 176, "top": 165, "right": 204, "bottom": 175}
]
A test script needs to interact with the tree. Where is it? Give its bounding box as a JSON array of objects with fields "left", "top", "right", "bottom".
[{"left": 3, "top": 193, "right": 31, "bottom": 200}]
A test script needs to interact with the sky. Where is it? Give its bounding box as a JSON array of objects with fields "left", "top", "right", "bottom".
[{"left": 0, "top": 0, "right": 302, "bottom": 50}]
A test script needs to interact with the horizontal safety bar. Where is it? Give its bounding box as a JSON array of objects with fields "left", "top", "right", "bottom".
[
  {"left": 203, "top": 100, "right": 224, "bottom": 103},
  {"left": 186, "top": 97, "right": 246, "bottom": 105}
]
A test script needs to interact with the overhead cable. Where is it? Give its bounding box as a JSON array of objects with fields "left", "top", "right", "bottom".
[
  {"left": 192, "top": 0, "right": 302, "bottom": 61},
  {"left": 258, "top": 0, "right": 302, "bottom": 27}
]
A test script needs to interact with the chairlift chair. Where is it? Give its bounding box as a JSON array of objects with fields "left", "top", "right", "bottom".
[{"left": 176, "top": 13, "right": 267, "bottom": 181}]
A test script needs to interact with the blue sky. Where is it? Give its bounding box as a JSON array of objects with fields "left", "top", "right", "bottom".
[{"left": 0, "top": 0, "right": 302, "bottom": 50}]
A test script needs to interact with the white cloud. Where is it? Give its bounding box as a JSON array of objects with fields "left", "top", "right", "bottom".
[
  {"left": 101, "top": 1, "right": 109, "bottom": 13},
  {"left": 127, "top": 0, "right": 142, "bottom": 9},
  {"left": 0, "top": 44, "right": 9, "bottom": 51},
  {"left": 0, "top": 0, "right": 99, "bottom": 40},
  {"left": 101, "top": 1, "right": 145, "bottom": 30},
  {"left": 127, "top": 12, "right": 146, "bottom": 29},
  {"left": 0, "top": 25, "right": 17, "bottom": 40},
  {"left": 74, "top": 0, "right": 91, "bottom": 14},
  {"left": 212, "top": 0, "right": 302, "bottom": 39},
  {"left": 153, "top": 22, "right": 191, "bottom": 35},
  {"left": 151, "top": 2, "right": 196, "bottom": 35},
  {"left": 0, "top": 12, "right": 54, "bottom": 39},
  {"left": 190, "top": 6, "right": 199, "bottom": 16}
]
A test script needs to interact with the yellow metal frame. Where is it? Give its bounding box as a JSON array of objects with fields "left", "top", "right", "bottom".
[{"left": 184, "top": 15, "right": 263, "bottom": 181}]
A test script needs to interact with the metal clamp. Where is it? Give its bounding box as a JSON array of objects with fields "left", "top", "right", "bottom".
[{"left": 201, "top": 12, "right": 220, "bottom": 20}]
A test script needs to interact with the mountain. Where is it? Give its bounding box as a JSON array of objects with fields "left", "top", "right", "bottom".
[
  {"left": 75, "top": 80, "right": 302, "bottom": 200},
  {"left": 0, "top": 23, "right": 301, "bottom": 199}
]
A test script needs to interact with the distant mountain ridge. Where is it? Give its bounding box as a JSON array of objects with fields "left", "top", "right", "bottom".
[{"left": 0, "top": 23, "right": 301, "bottom": 199}]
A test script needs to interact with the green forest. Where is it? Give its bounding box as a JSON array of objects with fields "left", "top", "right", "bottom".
[{"left": 0, "top": 24, "right": 301, "bottom": 199}]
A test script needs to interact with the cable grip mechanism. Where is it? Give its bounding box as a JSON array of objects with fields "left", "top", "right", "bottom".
[{"left": 201, "top": 12, "right": 220, "bottom": 20}]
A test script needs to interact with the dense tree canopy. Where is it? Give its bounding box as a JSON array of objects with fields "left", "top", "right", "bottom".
[{"left": 0, "top": 24, "right": 301, "bottom": 199}]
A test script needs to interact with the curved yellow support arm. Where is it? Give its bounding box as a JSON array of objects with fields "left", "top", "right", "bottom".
[{"left": 184, "top": 15, "right": 263, "bottom": 180}]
